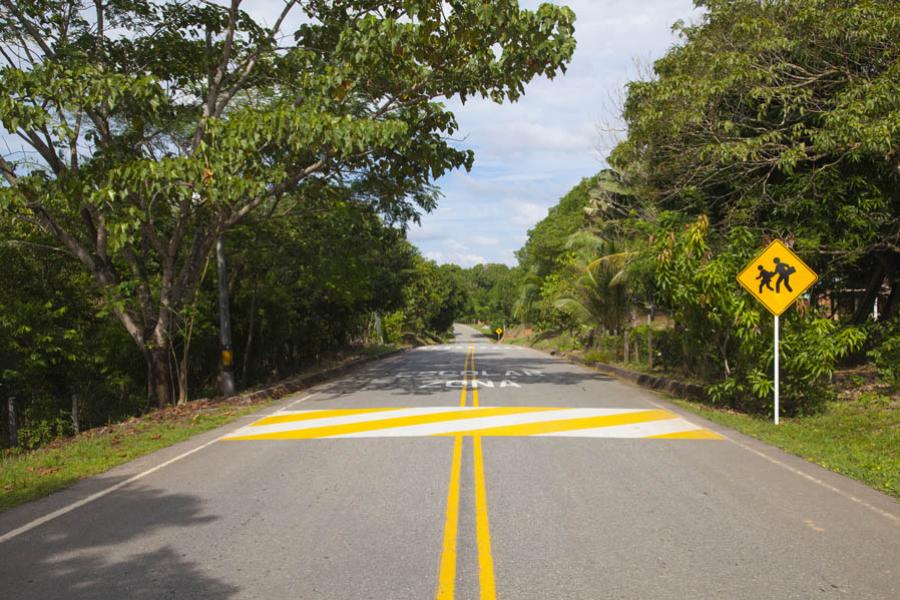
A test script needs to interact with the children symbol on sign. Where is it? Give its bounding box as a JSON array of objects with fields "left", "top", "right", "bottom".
[
  {"left": 772, "top": 257, "right": 795, "bottom": 293},
  {"left": 756, "top": 265, "right": 775, "bottom": 293}
]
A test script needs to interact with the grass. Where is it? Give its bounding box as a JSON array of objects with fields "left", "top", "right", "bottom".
[
  {"left": 673, "top": 392, "right": 900, "bottom": 498},
  {"left": 507, "top": 329, "right": 899, "bottom": 499},
  {"left": 0, "top": 398, "right": 272, "bottom": 513},
  {"left": 0, "top": 344, "right": 402, "bottom": 514}
]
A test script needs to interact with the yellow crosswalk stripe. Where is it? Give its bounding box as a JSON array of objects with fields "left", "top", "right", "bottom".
[
  {"left": 224, "top": 407, "right": 559, "bottom": 441},
  {"left": 648, "top": 429, "right": 724, "bottom": 440},
  {"left": 433, "top": 409, "right": 675, "bottom": 437},
  {"left": 224, "top": 407, "right": 722, "bottom": 440},
  {"left": 252, "top": 408, "right": 401, "bottom": 427}
]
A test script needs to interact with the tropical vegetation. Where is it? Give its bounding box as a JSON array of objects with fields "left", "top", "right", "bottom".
[
  {"left": 497, "top": 0, "right": 899, "bottom": 416},
  {"left": 0, "top": 0, "right": 576, "bottom": 448}
]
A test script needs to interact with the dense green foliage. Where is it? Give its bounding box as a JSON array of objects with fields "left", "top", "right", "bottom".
[
  {"left": 498, "top": 0, "right": 898, "bottom": 415},
  {"left": 1, "top": 0, "right": 576, "bottom": 447},
  {"left": 1, "top": 198, "right": 465, "bottom": 446},
  {"left": 515, "top": 175, "right": 599, "bottom": 278},
  {"left": 0, "top": 0, "right": 575, "bottom": 409}
]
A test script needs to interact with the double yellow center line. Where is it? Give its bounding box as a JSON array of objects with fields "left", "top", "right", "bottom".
[{"left": 436, "top": 345, "right": 496, "bottom": 599}]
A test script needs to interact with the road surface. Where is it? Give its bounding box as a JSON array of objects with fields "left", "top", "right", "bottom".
[{"left": 1, "top": 324, "right": 898, "bottom": 599}]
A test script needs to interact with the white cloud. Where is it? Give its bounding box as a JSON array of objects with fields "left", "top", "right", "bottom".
[
  {"left": 413, "top": 0, "right": 702, "bottom": 266},
  {"left": 425, "top": 250, "right": 487, "bottom": 267},
  {"left": 509, "top": 202, "right": 550, "bottom": 227},
  {"left": 467, "top": 235, "right": 501, "bottom": 247}
]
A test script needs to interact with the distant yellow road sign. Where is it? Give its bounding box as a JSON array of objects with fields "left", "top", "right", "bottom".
[
  {"left": 737, "top": 240, "right": 818, "bottom": 316},
  {"left": 495, "top": 328, "right": 503, "bottom": 335}
]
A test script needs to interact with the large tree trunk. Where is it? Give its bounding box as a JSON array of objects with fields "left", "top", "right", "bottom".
[
  {"left": 147, "top": 345, "right": 174, "bottom": 409},
  {"left": 882, "top": 273, "right": 900, "bottom": 322},
  {"left": 851, "top": 263, "right": 886, "bottom": 324}
]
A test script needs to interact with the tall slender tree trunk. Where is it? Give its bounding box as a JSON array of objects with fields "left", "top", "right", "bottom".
[
  {"left": 882, "top": 275, "right": 899, "bottom": 321},
  {"left": 147, "top": 345, "right": 174, "bottom": 408},
  {"left": 241, "top": 284, "right": 259, "bottom": 387},
  {"left": 216, "top": 237, "right": 236, "bottom": 397},
  {"left": 851, "top": 263, "right": 886, "bottom": 324}
]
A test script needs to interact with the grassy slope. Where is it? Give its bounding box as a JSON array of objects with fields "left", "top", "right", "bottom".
[
  {"left": 0, "top": 399, "right": 271, "bottom": 513},
  {"left": 0, "top": 344, "right": 401, "bottom": 513}
]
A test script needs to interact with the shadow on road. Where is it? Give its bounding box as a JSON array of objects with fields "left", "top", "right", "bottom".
[
  {"left": 0, "top": 485, "right": 238, "bottom": 599},
  {"left": 307, "top": 347, "right": 611, "bottom": 401}
]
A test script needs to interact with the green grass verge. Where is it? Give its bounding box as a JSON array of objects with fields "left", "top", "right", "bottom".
[
  {"left": 673, "top": 393, "right": 900, "bottom": 499},
  {"left": 0, "top": 400, "right": 271, "bottom": 513},
  {"left": 0, "top": 344, "right": 403, "bottom": 514}
]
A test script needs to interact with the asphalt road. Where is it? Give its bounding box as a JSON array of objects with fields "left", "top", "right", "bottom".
[{"left": 1, "top": 324, "right": 898, "bottom": 599}]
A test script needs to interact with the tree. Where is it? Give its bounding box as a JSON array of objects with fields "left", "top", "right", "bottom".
[
  {"left": 516, "top": 174, "right": 599, "bottom": 278},
  {"left": 553, "top": 230, "right": 628, "bottom": 347},
  {"left": 0, "top": 0, "right": 576, "bottom": 406},
  {"left": 612, "top": 0, "right": 900, "bottom": 322}
]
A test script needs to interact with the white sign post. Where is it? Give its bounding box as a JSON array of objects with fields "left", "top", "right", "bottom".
[{"left": 774, "top": 315, "right": 779, "bottom": 425}]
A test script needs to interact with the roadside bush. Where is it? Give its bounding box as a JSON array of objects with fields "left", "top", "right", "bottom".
[
  {"left": 708, "top": 318, "right": 865, "bottom": 415},
  {"left": 868, "top": 319, "right": 900, "bottom": 387},
  {"left": 382, "top": 311, "right": 406, "bottom": 345},
  {"left": 647, "top": 214, "right": 866, "bottom": 415}
]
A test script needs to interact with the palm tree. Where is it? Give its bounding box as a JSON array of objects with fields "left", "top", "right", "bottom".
[
  {"left": 554, "top": 169, "right": 659, "bottom": 363},
  {"left": 553, "top": 230, "right": 629, "bottom": 348}
]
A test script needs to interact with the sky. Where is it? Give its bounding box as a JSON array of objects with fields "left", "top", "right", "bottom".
[{"left": 409, "top": 0, "right": 702, "bottom": 267}]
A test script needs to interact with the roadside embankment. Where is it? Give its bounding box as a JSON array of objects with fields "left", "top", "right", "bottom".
[{"left": 0, "top": 345, "right": 407, "bottom": 513}]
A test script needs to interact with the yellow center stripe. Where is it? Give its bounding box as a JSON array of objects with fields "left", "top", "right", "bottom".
[
  {"left": 473, "top": 435, "right": 495, "bottom": 599},
  {"left": 471, "top": 350, "right": 480, "bottom": 408},
  {"left": 227, "top": 406, "right": 560, "bottom": 440},
  {"left": 460, "top": 346, "right": 472, "bottom": 407},
  {"left": 251, "top": 408, "right": 402, "bottom": 427},
  {"left": 436, "top": 435, "right": 463, "bottom": 599},
  {"left": 433, "top": 409, "right": 676, "bottom": 437}
]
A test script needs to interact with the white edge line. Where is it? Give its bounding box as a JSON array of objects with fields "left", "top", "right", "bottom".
[
  {"left": 0, "top": 393, "right": 319, "bottom": 544},
  {"left": 641, "top": 396, "right": 899, "bottom": 525},
  {"left": 280, "top": 392, "right": 319, "bottom": 411},
  {"left": 727, "top": 436, "right": 899, "bottom": 525}
]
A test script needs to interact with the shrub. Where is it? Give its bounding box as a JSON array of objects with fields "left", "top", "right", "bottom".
[{"left": 868, "top": 319, "right": 900, "bottom": 387}]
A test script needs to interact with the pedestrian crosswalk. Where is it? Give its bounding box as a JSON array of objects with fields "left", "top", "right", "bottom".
[{"left": 222, "top": 406, "right": 723, "bottom": 441}]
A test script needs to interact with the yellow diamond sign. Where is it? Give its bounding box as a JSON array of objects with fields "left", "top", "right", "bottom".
[{"left": 737, "top": 240, "right": 818, "bottom": 316}]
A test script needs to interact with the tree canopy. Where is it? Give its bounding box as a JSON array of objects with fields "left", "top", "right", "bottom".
[{"left": 1, "top": 0, "right": 576, "bottom": 407}]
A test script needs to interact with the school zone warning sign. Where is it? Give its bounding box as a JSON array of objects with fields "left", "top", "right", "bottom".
[{"left": 737, "top": 240, "right": 818, "bottom": 316}]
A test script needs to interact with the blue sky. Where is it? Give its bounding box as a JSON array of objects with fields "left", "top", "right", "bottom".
[{"left": 410, "top": 0, "right": 702, "bottom": 267}]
